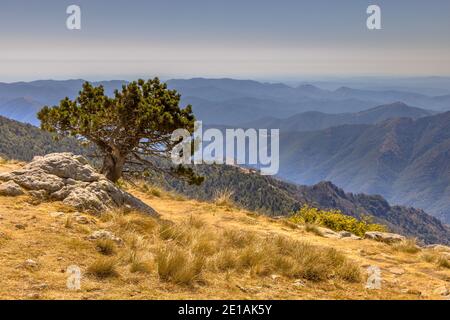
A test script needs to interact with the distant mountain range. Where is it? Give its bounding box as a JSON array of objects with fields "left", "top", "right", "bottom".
[
  {"left": 1, "top": 78, "right": 449, "bottom": 126},
  {"left": 0, "top": 80, "right": 126, "bottom": 125},
  {"left": 242, "top": 102, "right": 436, "bottom": 132},
  {"left": 0, "top": 114, "right": 448, "bottom": 244},
  {"left": 277, "top": 111, "right": 450, "bottom": 224},
  {"left": 1, "top": 78, "right": 449, "bottom": 226}
]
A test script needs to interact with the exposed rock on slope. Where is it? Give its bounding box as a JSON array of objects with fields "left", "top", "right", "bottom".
[{"left": 0, "top": 153, "right": 157, "bottom": 216}]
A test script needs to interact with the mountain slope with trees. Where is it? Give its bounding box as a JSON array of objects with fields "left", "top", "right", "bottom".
[{"left": 277, "top": 112, "right": 450, "bottom": 223}]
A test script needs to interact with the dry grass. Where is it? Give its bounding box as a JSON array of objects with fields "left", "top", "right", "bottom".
[
  {"left": 437, "top": 256, "right": 450, "bottom": 269},
  {"left": 305, "top": 224, "right": 323, "bottom": 236},
  {"left": 95, "top": 239, "right": 116, "bottom": 256},
  {"left": 392, "top": 239, "right": 421, "bottom": 254},
  {"left": 87, "top": 257, "right": 118, "bottom": 279},
  {"left": 214, "top": 188, "right": 235, "bottom": 207},
  {"left": 0, "top": 163, "right": 449, "bottom": 300},
  {"left": 155, "top": 245, "right": 204, "bottom": 285}
]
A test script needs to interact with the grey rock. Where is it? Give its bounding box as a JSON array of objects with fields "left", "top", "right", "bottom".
[
  {"left": 0, "top": 153, "right": 158, "bottom": 216},
  {"left": 0, "top": 180, "right": 24, "bottom": 196},
  {"left": 338, "top": 231, "right": 362, "bottom": 240},
  {"left": 364, "top": 231, "right": 406, "bottom": 244},
  {"left": 87, "top": 230, "right": 123, "bottom": 245}
]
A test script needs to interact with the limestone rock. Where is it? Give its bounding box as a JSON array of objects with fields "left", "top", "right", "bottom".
[
  {"left": 338, "top": 231, "right": 362, "bottom": 240},
  {"left": 0, "top": 153, "right": 157, "bottom": 216},
  {"left": 317, "top": 227, "right": 341, "bottom": 239},
  {"left": 364, "top": 231, "right": 405, "bottom": 244},
  {"left": 0, "top": 181, "right": 24, "bottom": 196},
  {"left": 433, "top": 286, "right": 449, "bottom": 296},
  {"left": 23, "top": 259, "right": 39, "bottom": 270},
  {"left": 87, "top": 230, "right": 123, "bottom": 245},
  {"left": 389, "top": 267, "right": 405, "bottom": 275}
]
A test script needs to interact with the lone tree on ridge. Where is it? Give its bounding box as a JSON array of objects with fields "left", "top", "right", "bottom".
[{"left": 38, "top": 78, "right": 202, "bottom": 184}]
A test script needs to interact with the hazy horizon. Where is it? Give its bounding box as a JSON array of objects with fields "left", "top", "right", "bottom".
[{"left": 1, "top": 0, "right": 450, "bottom": 81}]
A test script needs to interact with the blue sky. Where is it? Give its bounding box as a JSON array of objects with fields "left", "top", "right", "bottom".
[{"left": 0, "top": 0, "right": 449, "bottom": 81}]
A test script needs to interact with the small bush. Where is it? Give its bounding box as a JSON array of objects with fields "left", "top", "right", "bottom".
[
  {"left": 95, "top": 239, "right": 116, "bottom": 255},
  {"left": 289, "top": 205, "right": 386, "bottom": 237},
  {"left": 87, "top": 258, "right": 118, "bottom": 278}
]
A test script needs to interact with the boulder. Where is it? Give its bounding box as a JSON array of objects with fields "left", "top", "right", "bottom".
[
  {"left": 364, "top": 231, "right": 405, "bottom": 244},
  {"left": 0, "top": 181, "right": 24, "bottom": 196},
  {"left": 0, "top": 153, "right": 157, "bottom": 216}
]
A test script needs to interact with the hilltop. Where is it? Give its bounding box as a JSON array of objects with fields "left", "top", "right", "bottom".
[
  {"left": 0, "top": 156, "right": 449, "bottom": 300},
  {"left": 1, "top": 114, "right": 448, "bottom": 244}
]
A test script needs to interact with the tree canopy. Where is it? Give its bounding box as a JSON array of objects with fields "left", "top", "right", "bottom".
[{"left": 38, "top": 78, "right": 203, "bottom": 184}]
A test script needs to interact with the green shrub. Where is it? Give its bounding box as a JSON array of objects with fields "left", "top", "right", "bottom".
[{"left": 289, "top": 205, "right": 386, "bottom": 237}]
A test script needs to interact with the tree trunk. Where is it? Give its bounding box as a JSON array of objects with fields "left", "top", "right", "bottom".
[{"left": 101, "top": 152, "right": 125, "bottom": 183}]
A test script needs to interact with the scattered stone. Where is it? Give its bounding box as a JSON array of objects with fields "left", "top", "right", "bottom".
[
  {"left": 26, "top": 293, "right": 41, "bottom": 300},
  {"left": 406, "top": 289, "right": 422, "bottom": 296},
  {"left": 338, "top": 231, "right": 362, "bottom": 240},
  {"left": 87, "top": 230, "right": 123, "bottom": 245},
  {"left": 49, "top": 211, "right": 65, "bottom": 218},
  {"left": 433, "top": 286, "right": 449, "bottom": 296},
  {"left": 271, "top": 274, "right": 281, "bottom": 280},
  {"left": 0, "top": 153, "right": 158, "bottom": 216},
  {"left": 0, "top": 231, "right": 10, "bottom": 240},
  {"left": 364, "top": 231, "right": 406, "bottom": 244},
  {"left": 389, "top": 267, "right": 405, "bottom": 275},
  {"left": 23, "top": 259, "right": 39, "bottom": 270},
  {"left": 293, "top": 279, "right": 305, "bottom": 287},
  {"left": 0, "top": 180, "right": 25, "bottom": 196},
  {"left": 75, "top": 216, "right": 90, "bottom": 224},
  {"left": 31, "top": 283, "right": 49, "bottom": 291},
  {"left": 15, "top": 223, "right": 26, "bottom": 230}
]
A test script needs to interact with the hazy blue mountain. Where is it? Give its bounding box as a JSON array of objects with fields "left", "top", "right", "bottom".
[
  {"left": 0, "top": 97, "right": 44, "bottom": 125},
  {"left": 242, "top": 102, "right": 436, "bottom": 132},
  {"left": 0, "top": 80, "right": 127, "bottom": 125},
  {"left": 334, "top": 87, "right": 450, "bottom": 110},
  {"left": 277, "top": 111, "right": 450, "bottom": 223},
  {"left": 2, "top": 78, "right": 448, "bottom": 126}
]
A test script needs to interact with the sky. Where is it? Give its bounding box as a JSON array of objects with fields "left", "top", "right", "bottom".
[{"left": 0, "top": 0, "right": 449, "bottom": 81}]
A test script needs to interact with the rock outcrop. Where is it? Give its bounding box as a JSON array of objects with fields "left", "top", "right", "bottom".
[
  {"left": 0, "top": 153, "right": 157, "bottom": 216},
  {"left": 364, "top": 231, "right": 405, "bottom": 244}
]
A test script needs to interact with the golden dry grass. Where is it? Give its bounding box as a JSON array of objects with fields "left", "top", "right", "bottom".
[{"left": 0, "top": 162, "right": 449, "bottom": 300}]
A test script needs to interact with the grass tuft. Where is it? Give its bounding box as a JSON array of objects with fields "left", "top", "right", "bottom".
[{"left": 87, "top": 257, "right": 118, "bottom": 279}]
